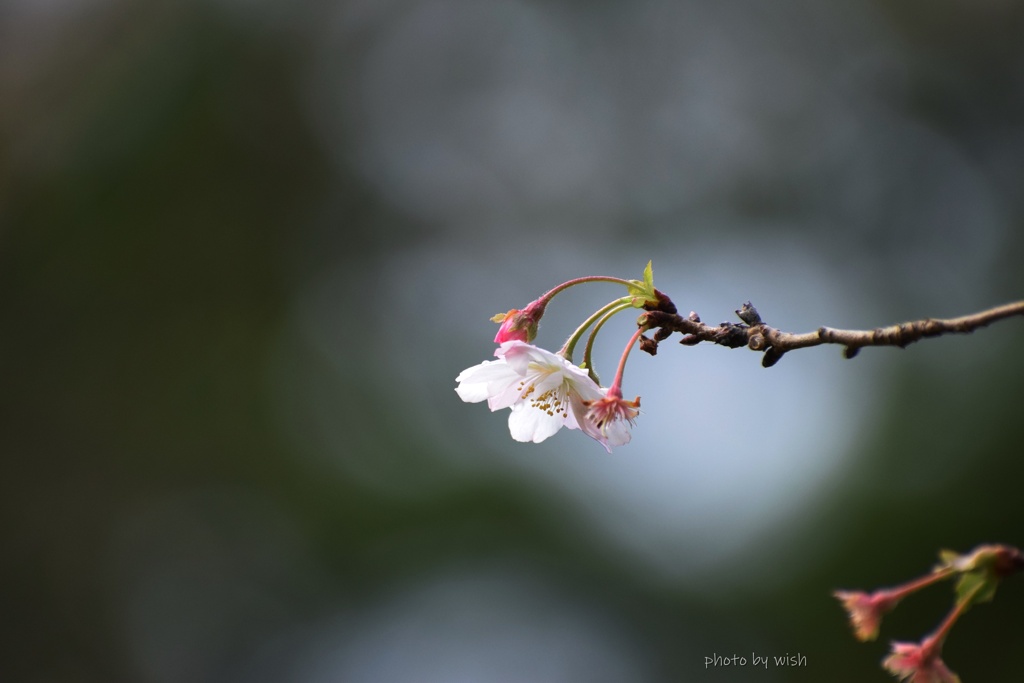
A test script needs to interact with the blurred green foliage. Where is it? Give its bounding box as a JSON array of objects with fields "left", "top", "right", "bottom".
[{"left": 1, "top": 1, "right": 1023, "bottom": 682}]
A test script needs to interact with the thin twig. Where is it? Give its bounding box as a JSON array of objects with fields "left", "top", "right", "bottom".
[{"left": 640, "top": 300, "right": 1024, "bottom": 368}]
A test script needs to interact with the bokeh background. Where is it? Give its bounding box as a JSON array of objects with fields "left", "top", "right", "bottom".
[{"left": 3, "top": 0, "right": 1024, "bottom": 681}]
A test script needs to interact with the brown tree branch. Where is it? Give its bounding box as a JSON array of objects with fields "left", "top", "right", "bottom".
[{"left": 640, "top": 299, "right": 1024, "bottom": 368}]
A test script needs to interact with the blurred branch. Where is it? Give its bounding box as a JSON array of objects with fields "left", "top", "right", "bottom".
[{"left": 641, "top": 300, "right": 1024, "bottom": 368}]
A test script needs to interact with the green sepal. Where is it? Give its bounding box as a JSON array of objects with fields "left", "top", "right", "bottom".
[
  {"left": 943, "top": 546, "right": 1008, "bottom": 608},
  {"left": 953, "top": 569, "right": 999, "bottom": 608},
  {"left": 937, "top": 549, "right": 959, "bottom": 569},
  {"left": 626, "top": 261, "right": 657, "bottom": 307}
]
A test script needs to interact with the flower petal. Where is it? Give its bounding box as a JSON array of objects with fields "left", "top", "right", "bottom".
[
  {"left": 455, "top": 359, "right": 521, "bottom": 404},
  {"left": 497, "top": 340, "right": 546, "bottom": 374},
  {"left": 883, "top": 639, "right": 961, "bottom": 683},
  {"left": 507, "top": 401, "right": 565, "bottom": 443},
  {"left": 601, "top": 418, "right": 633, "bottom": 448}
]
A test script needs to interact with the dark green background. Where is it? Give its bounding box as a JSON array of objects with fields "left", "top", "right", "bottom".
[{"left": 2, "top": 1, "right": 1023, "bottom": 681}]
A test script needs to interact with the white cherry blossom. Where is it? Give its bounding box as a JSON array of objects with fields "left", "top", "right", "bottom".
[{"left": 456, "top": 341, "right": 607, "bottom": 446}]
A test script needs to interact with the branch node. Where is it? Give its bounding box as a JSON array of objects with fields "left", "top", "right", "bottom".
[
  {"left": 714, "top": 323, "right": 750, "bottom": 348},
  {"left": 639, "top": 334, "right": 659, "bottom": 356},
  {"left": 736, "top": 301, "right": 762, "bottom": 325},
  {"left": 645, "top": 288, "right": 678, "bottom": 314},
  {"left": 762, "top": 346, "right": 785, "bottom": 368}
]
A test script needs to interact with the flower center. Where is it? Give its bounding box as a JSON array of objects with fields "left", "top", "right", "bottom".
[{"left": 517, "top": 378, "right": 569, "bottom": 418}]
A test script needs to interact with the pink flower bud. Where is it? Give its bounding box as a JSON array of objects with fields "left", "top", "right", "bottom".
[
  {"left": 883, "top": 637, "right": 960, "bottom": 683},
  {"left": 581, "top": 393, "right": 640, "bottom": 453},
  {"left": 492, "top": 299, "right": 548, "bottom": 344},
  {"left": 833, "top": 590, "right": 901, "bottom": 642},
  {"left": 493, "top": 309, "right": 530, "bottom": 343}
]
